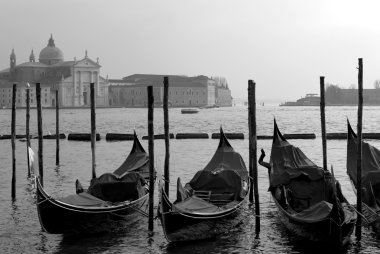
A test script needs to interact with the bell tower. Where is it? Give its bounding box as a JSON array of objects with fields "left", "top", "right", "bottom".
[
  {"left": 29, "top": 49, "right": 35, "bottom": 62},
  {"left": 10, "top": 48, "right": 16, "bottom": 69}
]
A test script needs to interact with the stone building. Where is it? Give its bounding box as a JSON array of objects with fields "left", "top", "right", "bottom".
[
  {"left": 0, "top": 35, "right": 109, "bottom": 107},
  {"left": 108, "top": 74, "right": 232, "bottom": 107}
]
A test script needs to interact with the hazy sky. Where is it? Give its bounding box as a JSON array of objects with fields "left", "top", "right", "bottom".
[{"left": 1, "top": 0, "right": 379, "bottom": 102}]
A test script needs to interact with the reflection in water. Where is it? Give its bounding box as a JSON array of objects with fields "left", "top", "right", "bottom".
[
  {"left": 56, "top": 215, "right": 149, "bottom": 254},
  {"left": 37, "top": 232, "right": 49, "bottom": 253},
  {"left": 54, "top": 165, "right": 64, "bottom": 189},
  {"left": 11, "top": 201, "right": 19, "bottom": 226}
]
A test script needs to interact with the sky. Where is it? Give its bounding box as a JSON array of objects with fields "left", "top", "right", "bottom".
[{"left": 1, "top": 0, "right": 380, "bottom": 102}]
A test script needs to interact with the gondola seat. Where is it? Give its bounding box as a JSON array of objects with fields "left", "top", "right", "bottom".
[
  {"left": 193, "top": 190, "right": 234, "bottom": 206},
  {"left": 87, "top": 172, "right": 146, "bottom": 202},
  {"left": 187, "top": 168, "right": 244, "bottom": 201}
]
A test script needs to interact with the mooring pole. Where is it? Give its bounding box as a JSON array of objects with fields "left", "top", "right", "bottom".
[
  {"left": 55, "top": 89, "right": 60, "bottom": 165},
  {"left": 320, "top": 76, "right": 327, "bottom": 172},
  {"left": 26, "top": 84, "right": 31, "bottom": 177},
  {"left": 356, "top": 58, "right": 363, "bottom": 240},
  {"left": 147, "top": 85, "right": 155, "bottom": 231},
  {"left": 11, "top": 83, "right": 16, "bottom": 199},
  {"left": 163, "top": 77, "right": 170, "bottom": 197},
  {"left": 248, "top": 79, "right": 260, "bottom": 233},
  {"left": 90, "top": 83, "right": 96, "bottom": 179},
  {"left": 36, "top": 83, "right": 44, "bottom": 186}
]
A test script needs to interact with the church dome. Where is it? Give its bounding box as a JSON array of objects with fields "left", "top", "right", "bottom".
[{"left": 39, "top": 35, "right": 64, "bottom": 65}]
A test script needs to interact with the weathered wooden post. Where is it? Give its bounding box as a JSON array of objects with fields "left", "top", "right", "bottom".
[
  {"left": 11, "top": 83, "right": 16, "bottom": 199},
  {"left": 147, "top": 85, "right": 155, "bottom": 231},
  {"left": 320, "top": 76, "right": 328, "bottom": 172},
  {"left": 248, "top": 79, "right": 260, "bottom": 233},
  {"left": 36, "top": 83, "right": 44, "bottom": 186},
  {"left": 56, "top": 89, "right": 60, "bottom": 165},
  {"left": 90, "top": 83, "right": 96, "bottom": 179},
  {"left": 356, "top": 58, "right": 363, "bottom": 240},
  {"left": 26, "top": 83, "right": 31, "bottom": 177},
  {"left": 163, "top": 76, "right": 170, "bottom": 197}
]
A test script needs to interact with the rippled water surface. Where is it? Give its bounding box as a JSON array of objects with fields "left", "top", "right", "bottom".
[{"left": 1, "top": 105, "right": 380, "bottom": 253}]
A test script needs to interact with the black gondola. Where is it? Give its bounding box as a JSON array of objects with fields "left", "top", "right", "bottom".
[
  {"left": 261, "top": 120, "right": 356, "bottom": 245},
  {"left": 158, "top": 128, "right": 249, "bottom": 242},
  {"left": 347, "top": 120, "right": 380, "bottom": 233},
  {"left": 36, "top": 132, "right": 151, "bottom": 234}
]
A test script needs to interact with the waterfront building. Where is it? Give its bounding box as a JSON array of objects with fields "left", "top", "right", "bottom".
[
  {"left": 108, "top": 74, "right": 232, "bottom": 107},
  {"left": 0, "top": 35, "right": 109, "bottom": 108}
]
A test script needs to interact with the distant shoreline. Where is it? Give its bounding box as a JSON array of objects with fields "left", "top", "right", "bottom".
[
  {"left": 0, "top": 105, "right": 230, "bottom": 110},
  {"left": 280, "top": 104, "right": 380, "bottom": 107}
]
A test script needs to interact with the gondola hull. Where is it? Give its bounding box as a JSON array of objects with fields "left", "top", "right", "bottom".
[
  {"left": 271, "top": 191, "right": 356, "bottom": 245},
  {"left": 159, "top": 187, "right": 247, "bottom": 242},
  {"left": 347, "top": 120, "right": 380, "bottom": 235},
  {"left": 267, "top": 120, "right": 357, "bottom": 246},
  {"left": 36, "top": 177, "right": 149, "bottom": 234}
]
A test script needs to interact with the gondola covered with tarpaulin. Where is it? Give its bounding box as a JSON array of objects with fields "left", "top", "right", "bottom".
[
  {"left": 158, "top": 127, "right": 249, "bottom": 242},
  {"left": 263, "top": 120, "right": 356, "bottom": 245},
  {"left": 347, "top": 119, "right": 380, "bottom": 233},
  {"left": 36, "top": 131, "right": 151, "bottom": 234}
]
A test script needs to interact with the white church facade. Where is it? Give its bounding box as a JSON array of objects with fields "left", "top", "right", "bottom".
[{"left": 0, "top": 35, "right": 109, "bottom": 107}]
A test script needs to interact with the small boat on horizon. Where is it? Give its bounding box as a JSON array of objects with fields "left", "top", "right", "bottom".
[{"left": 181, "top": 108, "right": 199, "bottom": 114}]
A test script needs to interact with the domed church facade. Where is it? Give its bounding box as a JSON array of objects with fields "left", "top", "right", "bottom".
[{"left": 0, "top": 35, "right": 109, "bottom": 107}]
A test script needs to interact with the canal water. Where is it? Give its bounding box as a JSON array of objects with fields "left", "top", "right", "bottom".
[{"left": 1, "top": 105, "right": 380, "bottom": 253}]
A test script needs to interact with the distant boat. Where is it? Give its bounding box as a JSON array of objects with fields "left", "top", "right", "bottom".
[{"left": 181, "top": 108, "right": 199, "bottom": 114}]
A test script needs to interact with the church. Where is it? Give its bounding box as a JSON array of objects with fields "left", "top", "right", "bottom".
[{"left": 0, "top": 35, "right": 109, "bottom": 107}]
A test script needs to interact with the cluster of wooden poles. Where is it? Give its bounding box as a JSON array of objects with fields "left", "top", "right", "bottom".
[
  {"left": 11, "top": 83, "right": 60, "bottom": 199},
  {"left": 9, "top": 58, "right": 366, "bottom": 238}
]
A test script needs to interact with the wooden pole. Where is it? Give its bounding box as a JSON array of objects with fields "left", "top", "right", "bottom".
[
  {"left": 56, "top": 89, "right": 60, "bottom": 165},
  {"left": 26, "top": 84, "right": 31, "bottom": 177},
  {"left": 320, "top": 76, "right": 327, "bottom": 172},
  {"left": 90, "top": 83, "right": 96, "bottom": 179},
  {"left": 36, "top": 83, "right": 44, "bottom": 186},
  {"left": 163, "top": 76, "right": 170, "bottom": 197},
  {"left": 356, "top": 58, "right": 363, "bottom": 239},
  {"left": 11, "top": 83, "right": 16, "bottom": 199},
  {"left": 147, "top": 85, "right": 155, "bottom": 231},
  {"left": 248, "top": 80, "right": 260, "bottom": 233}
]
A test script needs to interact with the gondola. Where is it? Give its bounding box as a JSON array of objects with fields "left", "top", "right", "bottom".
[
  {"left": 158, "top": 128, "right": 249, "bottom": 242},
  {"left": 262, "top": 120, "right": 356, "bottom": 245},
  {"left": 36, "top": 131, "right": 151, "bottom": 234},
  {"left": 347, "top": 120, "right": 380, "bottom": 233}
]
